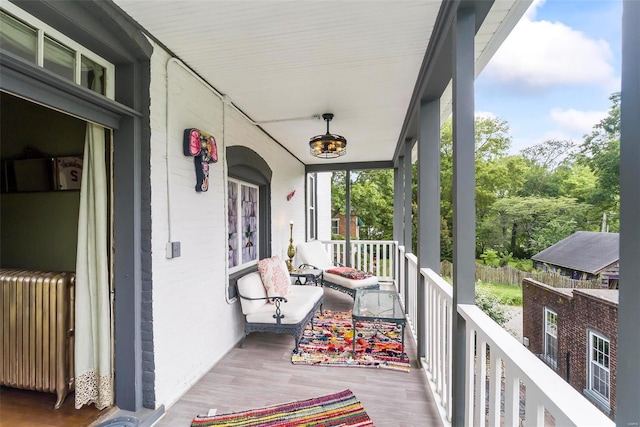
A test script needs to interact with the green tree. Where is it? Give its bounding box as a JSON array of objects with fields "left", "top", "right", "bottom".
[
  {"left": 331, "top": 169, "right": 395, "bottom": 240},
  {"left": 577, "top": 92, "right": 620, "bottom": 230},
  {"left": 520, "top": 139, "right": 576, "bottom": 170},
  {"left": 440, "top": 116, "right": 514, "bottom": 255},
  {"left": 486, "top": 196, "right": 592, "bottom": 257}
]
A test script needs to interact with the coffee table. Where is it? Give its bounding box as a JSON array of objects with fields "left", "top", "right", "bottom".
[
  {"left": 351, "top": 289, "right": 406, "bottom": 357},
  {"left": 290, "top": 267, "right": 323, "bottom": 286}
]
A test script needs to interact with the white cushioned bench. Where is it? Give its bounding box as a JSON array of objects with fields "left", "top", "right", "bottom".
[
  {"left": 296, "top": 241, "right": 379, "bottom": 298},
  {"left": 237, "top": 271, "right": 323, "bottom": 352}
]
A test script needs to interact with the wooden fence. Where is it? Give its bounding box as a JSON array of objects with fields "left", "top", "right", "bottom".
[{"left": 440, "top": 261, "right": 601, "bottom": 289}]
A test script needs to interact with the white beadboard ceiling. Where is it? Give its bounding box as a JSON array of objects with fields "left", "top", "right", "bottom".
[{"left": 113, "top": 0, "right": 527, "bottom": 165}]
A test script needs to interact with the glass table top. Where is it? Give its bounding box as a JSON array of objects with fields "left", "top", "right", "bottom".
[{"left": 352, "top": 289, "right": 405, "bottom": 322}]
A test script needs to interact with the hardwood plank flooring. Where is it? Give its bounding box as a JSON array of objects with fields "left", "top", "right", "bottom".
[
  {"left": 155, "top": 286, "right": 443, "bottom": 427},
  {"left": 0, "top": 388, "right": 113, "bottom": 427},
  {"left": 0, "top": 285, "right": 443, "bottom": 427}
]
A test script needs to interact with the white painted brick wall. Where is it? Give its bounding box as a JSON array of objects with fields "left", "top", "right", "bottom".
[{"left": 149, "top": 43, "right": 307, "bottom": 408}]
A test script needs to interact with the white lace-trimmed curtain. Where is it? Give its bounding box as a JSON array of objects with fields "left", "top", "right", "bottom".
[{"left": 74, "top": 119, "right": 113, "bottom": 409}]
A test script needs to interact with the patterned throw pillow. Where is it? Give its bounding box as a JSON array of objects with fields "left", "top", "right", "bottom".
[
  {"left": 257, "top": 256, "right": 291, "bottom": 302},
  {"left": 326, "top": 266, "right": 373, "bottom": 280}
]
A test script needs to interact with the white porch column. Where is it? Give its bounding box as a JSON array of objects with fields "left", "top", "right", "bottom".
[{"left": 451, "top": 7, "right": 476, "bottom": 426}]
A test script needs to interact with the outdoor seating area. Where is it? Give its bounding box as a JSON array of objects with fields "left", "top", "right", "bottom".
[
  {"left": 297, "top": 241, "right": 379, "bottom": 298},
  {"left": 154, "top": 285, "right": 442, "bottom": 427},
  {"left": 236, "top": 256, "right": 323, "bottom": 352}
]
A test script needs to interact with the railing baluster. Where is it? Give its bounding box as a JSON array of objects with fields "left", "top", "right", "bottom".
[
  {"left": 474, "top": 338, "right": 487, "bottom": 427},
  {"left": 504, "top": 366, "right": 520, "bottom": 427},
  {"left": 465, "top": 323, "right": 476, "bottom": 427},
  {"left": 488, "top": 351, "right": 502, "bottom": 427},
  {"left": 524, "top": 388, "right": 544, "bottom": 427}
]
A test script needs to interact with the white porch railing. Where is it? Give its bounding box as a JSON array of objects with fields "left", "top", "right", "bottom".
[
  {"left": 397, "top": 247, "right": 615, "bottom": 427},
  {"left": 320, "top": 240, "right": 398, "bottom": 283}
]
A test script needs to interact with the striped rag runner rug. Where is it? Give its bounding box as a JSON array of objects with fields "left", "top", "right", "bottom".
[{"left": 190, "top": 389, "right": 374, "bottom": 426}]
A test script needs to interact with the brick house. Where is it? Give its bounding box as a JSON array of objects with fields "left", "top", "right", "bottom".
[
  {"left": 331, "top": 213, "right": 362, "bottom": 239},
  {"left": 531, "top": 231, "right": 619, "bottom": 288},
  {"left": 523, "top": 278, "right": 618, "bottom": 420}
]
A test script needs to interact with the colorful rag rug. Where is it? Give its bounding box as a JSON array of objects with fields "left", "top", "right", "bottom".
[
  {"left": 190, "top": 389, "right": 373, "bottom": 427},
  {"left": 291, "top": 310, "right": 410, "bottom": 372}
]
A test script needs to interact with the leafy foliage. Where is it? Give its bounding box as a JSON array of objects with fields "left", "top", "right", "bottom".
[
  {"left": 475, "top": 289, "right": 512, "bottom": 326},
  {"left": 331, "top": 169, "right": 395, "bottom": 240},
  {"left": 329, "top": 92, "right": 620, "bottom": 267}
]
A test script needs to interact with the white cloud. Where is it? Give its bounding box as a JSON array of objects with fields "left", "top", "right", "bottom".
[
  {"left": 525, "top": 0, "right": 546, "bottom": 20},
  {"left": 549, "top": 108, "right": 607, "bottom": 134},
  {"left": 484, "top": 5, "right": 616, "bottom": 89}
]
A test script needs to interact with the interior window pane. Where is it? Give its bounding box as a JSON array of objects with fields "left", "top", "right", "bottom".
[
  {"left": 241, "top": 185, "right": 258, "bottom": 264},
  {"left": 228, "top": 181, "right": 238, "bottom": 269},
  {"left": 0, "top": 11, "right": 37, "bottom": 63},
  {"left": 81, "top": 55, "right": 106, "bottom": 95},
  {"left": 43, "top": 35, "right": 75, "bottom": 81}
]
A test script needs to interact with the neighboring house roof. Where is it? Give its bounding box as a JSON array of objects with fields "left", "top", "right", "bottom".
[{"left": 531, "top": 231, "right": 619, "bottom": 275}]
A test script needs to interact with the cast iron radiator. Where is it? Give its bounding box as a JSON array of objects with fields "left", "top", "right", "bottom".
[{"left": 0, "top": 269, "right": 75, "bottom": 409}]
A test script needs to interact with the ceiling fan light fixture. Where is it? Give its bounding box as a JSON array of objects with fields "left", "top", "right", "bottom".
[{"left": 309, "top": 113, "right": 347, "bottom": 159}]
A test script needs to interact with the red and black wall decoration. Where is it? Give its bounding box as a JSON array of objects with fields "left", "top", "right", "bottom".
[{"left": 183, "top": 128, "right": 218, "bottom": 192}]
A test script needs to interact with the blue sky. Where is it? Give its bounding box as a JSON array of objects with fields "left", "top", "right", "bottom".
[{"left": 476, "top": 0, "right": 622, "bottom": 154}]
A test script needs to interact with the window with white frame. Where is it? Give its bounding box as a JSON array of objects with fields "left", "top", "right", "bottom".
[
  {"left": 331, "top": 218, "right": 339, "bottom": 236},
  {"left": 588, "top": 330, "right": 610, "bottom": 405},
  {"left": 0, "top": 4, "right": 114, "bottom": 98},
  {"left": 543, "top": 308, "right": 558, "bottom": 368},
  {"left": 308, "top": 173, "right": 317, "bottom": 240},
  {"left": 228, "top": 178, "right": 259, "bottom": 272}
]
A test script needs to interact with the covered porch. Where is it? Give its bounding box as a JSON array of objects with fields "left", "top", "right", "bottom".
[
  {"left": 2, "top": 0, "right": 637, "bottom": 425},
  {"left": 112, "top": 0, "right": 637, "bottom": 425},
  {"left": 155, "top": 282, "right": 441, "bottom": 426},
  {"left": 154, "top": 237, "right": 624, "bottom": 426}
]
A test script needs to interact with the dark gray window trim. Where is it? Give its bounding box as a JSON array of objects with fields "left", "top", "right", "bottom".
[
  {"left": 0, "top": 52, "right": 136, "bottom": 129},
  {"left": 227, "top": 146, "right": 272, "bottom": 299},
  {"left": 2, "top": 0, "right": 157, "bottom": 416}
]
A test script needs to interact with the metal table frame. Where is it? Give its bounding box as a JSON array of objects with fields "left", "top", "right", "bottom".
[
  {"left": 290, "top": 267, "right": 323, "bottom": 286},
  {"left": 351, "top": 289, "right": 406, "bottom": 358}
]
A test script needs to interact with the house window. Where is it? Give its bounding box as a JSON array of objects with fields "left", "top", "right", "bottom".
[
  {"left": 331, "top": 218, "right": 339, "bottom": 236},
  {"left": 228, "top": 178, "right": 259, "bottom": 271},
  {"left": 0, "top": 5, "right": 113, "bottom": 98},
  {"left": 308, "top": 173, "right": 317, "bottom": 240},
  {"left": 588, "top": 330, "right": 610, "bottom": 405},
  {"left": 543, "top": 308, "right": 558, "bottom": 368}
]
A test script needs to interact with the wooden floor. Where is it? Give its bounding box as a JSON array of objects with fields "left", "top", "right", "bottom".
[
  {"left": 0, "top": 387, "right": 113, "bottom": 427},
  {"left": 0, "top": 286, "right": 442, "bottom": 427},
  {"left": 155, "top": 285, "right": 443, "bottom": 427}
]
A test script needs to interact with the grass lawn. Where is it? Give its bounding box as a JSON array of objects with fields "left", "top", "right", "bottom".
[{"left": 476, "top": 281, "right": 523, "bottom": 306}]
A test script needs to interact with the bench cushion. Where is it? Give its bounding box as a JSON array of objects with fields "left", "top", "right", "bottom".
[
  {"left": 323, "top": 271, "right": 378, "bottom": 290},
  {"left": 296, "top": 241, "right": 334, "bottom": 270},
  {"left": 237, "top": 271, "right": 268, "bottom": 315},
  {"left": 326, "top": 266, "right": 372, "bottom": 280},
  {"left": 297, "top": 241, "right": 379, "bottom": 291},
  {"left": 245, "top": 285, "right": 323, "bottom": 325}
]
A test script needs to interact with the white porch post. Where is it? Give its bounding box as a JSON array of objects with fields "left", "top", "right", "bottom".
[
  {"left": 451, "top": 7, "right": 476, "bottom": 426},
  {"left": 617, "top": 1, "right": 640, "bottom": 424}
]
